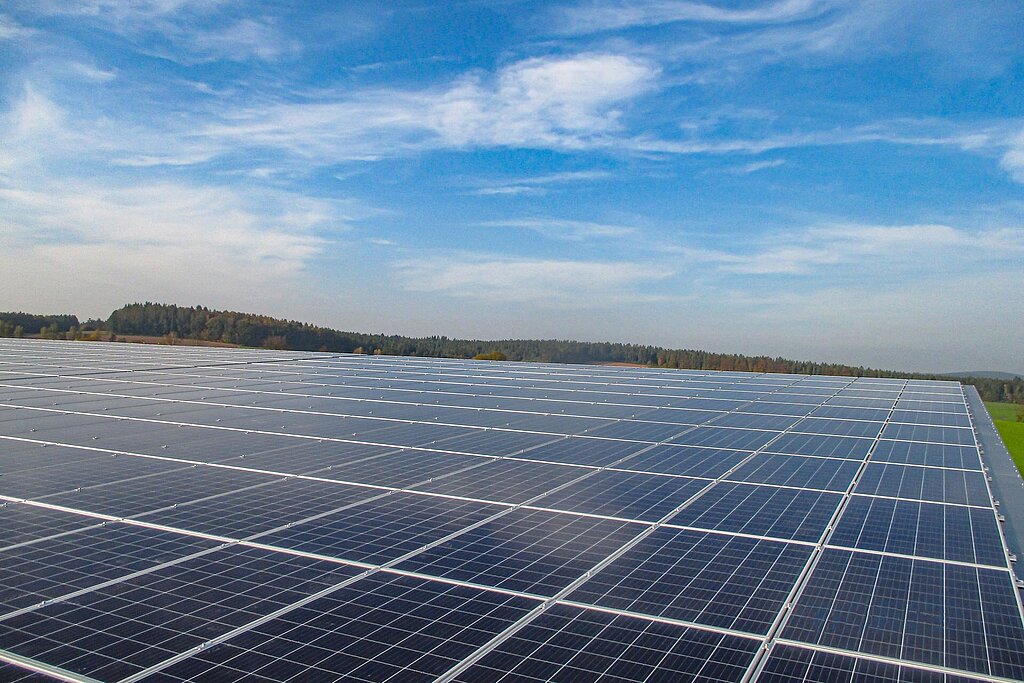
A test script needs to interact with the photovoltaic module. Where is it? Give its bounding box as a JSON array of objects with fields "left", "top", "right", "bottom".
[{"left": 0, "top": 338, "right": 1021, "bottom": 682}]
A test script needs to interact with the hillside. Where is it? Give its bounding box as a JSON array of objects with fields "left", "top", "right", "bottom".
[{"left": 945, "top": 371, "right": 1023, "bottom": 380}]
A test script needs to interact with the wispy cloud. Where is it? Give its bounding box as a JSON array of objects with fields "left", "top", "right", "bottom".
[
  {"left": 724, "top": 158, "right": 786, "bottom": 174},
  {"left": 0, "top": 178, "right": 365, "bottom": 317},
  {"left": 0, "top": 85, "right": 221, "bottom": 175},
  {"left": 469, "top": 170, "right": 611, "bottom": 196},
  {"left": 199, "top": 53, "right": 659, "bottom": 161},
  {"left": 0, "top": 182, "right": 337, "bottom": 267},
  {"left": 184, "top": 17, "right": 300, "bottom": 62},
  {"left": 1000, "top": 128, "right": 1024, "bottom": 182},
  {"left": 20, "top": 1, "right": 297, "bottom": 63},
  {"left": 554, "top": 0, "right": 831, "bottom": 34},
  {"left": 394, "top": 254, "right": 673, "bottom": 305},
  {"left": 482, "top": 218, "right": 637, "bottom": 241},
  {"left": 0, "top": 13, "right": 36, "bottom": 40},
  {"left": 675, "top": 222, "right": 1024, "bottom": 275},
  {"left": 67, "top": 61, "right": 118, "bottom": 82},
  {"left": 628, "top": 121, "right": 1001, "bottom": 156}
]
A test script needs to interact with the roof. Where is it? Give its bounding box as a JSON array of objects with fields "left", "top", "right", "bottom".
[{"left": 0, "top": 338, "right": 1022, "bottom": 682}]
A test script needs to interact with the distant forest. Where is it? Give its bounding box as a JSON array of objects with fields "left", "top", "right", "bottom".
[{"left": 2, "top": 302, "right": 1022, "bottom": 404}]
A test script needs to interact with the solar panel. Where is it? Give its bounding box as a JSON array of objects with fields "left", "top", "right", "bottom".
[{"left": 0, "top": 338, "right": 1021, "bottom": 682}]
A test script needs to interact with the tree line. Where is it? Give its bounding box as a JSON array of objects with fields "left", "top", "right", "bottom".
[
  {"left": 3, "top": 303, "right": 1021, "bottom": 404},
  {"left": 0, "top": 312, "right": 82, "bottom": 340}
]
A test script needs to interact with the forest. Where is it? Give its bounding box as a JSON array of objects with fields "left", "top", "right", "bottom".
[{"left": 2, "top": 302, "right": 1022, "bottom": 404}]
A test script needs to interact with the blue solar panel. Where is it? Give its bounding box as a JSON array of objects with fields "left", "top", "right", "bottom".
[
  {"left": 667, "top": 482, "right": 842, "bottom": 543},
  {"left": 782, "top": 549, "right": 1024, "bottom": 678},
  {"left": 0, "top": 338, "right": 1021, "bottom": 683}
]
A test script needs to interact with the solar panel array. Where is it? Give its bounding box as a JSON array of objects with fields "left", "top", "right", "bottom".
[{"left": 0, "top": 338, "right": 1021, "bottom": 683}]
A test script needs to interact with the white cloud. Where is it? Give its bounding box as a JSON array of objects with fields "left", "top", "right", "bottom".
[
  {"left": 68, "top": 62, "right": 118, "bottom": 82},
  {"left": 0, "top": 84, "right": 224, "bottom": 174},
  {"left": 22, "top": 1, "right": 293, "bottom": 63},
  {"left": 431, "top": 54, "right": 658, "bottom": 147},
  {"left": 555, "top": 0, "right": 829, "bottom": 34},
  {"left": 675, "top": 222, "right": 1024, "bottom": 275},
  {"left": 482, "top": 218, "right": 637, "bottom": 241},
  {"left": 629, "top": 122, "right": 995, "bottom": 156},
  {"left": 1000, "top": 128, "right": 1024, "bottom": 182},
  {"left": 0, "top": 86, "right": 66, "bottom": 175},
  {"left": 0, "top": 182, "right": 333, "bottom": 266},
  {"left": 0, "top": 14, "right": 36, "bottom": 40},
  {"left": 33, "top": 0, "right": 226, "bottom": 20},
  {"left": 0, "top": 179, "right": 357, "bottom": 318},
  {"left": 468, "top": 170, "right": 611, "bottom": 196},
  {"left": 394, "top": 254, "right": 673, "bottom": 305},
  {"left": 185, "top": 17, "right": 300, "bottom": 62},
  {"left": 201, "top": 53, "right": 659, "bottom": 161},
  {"left": 721, "top": 158, "right": 786, "bottom": 174}
]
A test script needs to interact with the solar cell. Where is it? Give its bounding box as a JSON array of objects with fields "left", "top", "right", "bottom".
[
  {"left": 829, "top": 495, "right": 1007, "bottom": 567},
  {"left": 895, "top": 399, "right": 968, "bottom": 414},
  {"left": 668, "top": 426, "right": 781, "bottom": 451},
  {"left": 870, "top": 440, "right": 982, "bottom": 470},
  {"left": 256, "top": 492, "right": 503, "bottom": 564},
  {"left": 149, "top": 573, "right": 538, "bottom": 683},
  {"left": 316, "top": 448, "right": 489, "bottom": 488},
  {"left": 395, "top": 508, "right": 642, "bottom": 595},
  {"left": 615, "top": 443, "right": 749, "bottom": 478},
  {"left": 880, "top": 423, "right": 977, "bottom": 446},
  {"left": 530, "top": 469, "right": 708, "bottom": 521},
  {"left": 759, "top": 644, "right": 994, "bottom": 683},
  {"left": 666, "top": 482, "right": 843, "bottom": 543},
  {"left": 0, "top": 545, "right": 362, "bottom": 681},
  {"left": 0, "top": 661, "right": 53, "bottom": 682},
  {"left": 890, "top": 410, "right": 973, "bottom": 428},
  {"left": 0, "top": 502, "right": 101, "bottom": 549},
  {"left": 451, "top": 603, "right": 761, "bottom": 683},
  {"left": 411, "top": 459, "right": 589, "bottom": 503},
  {"left": 0, "top": 523, "right": 218, "bottom": 614},
  {"left": 0, "top": 439, "right": 127, "bottom": 476},
  {"left": 855, "top": 463, "right": 991, "bottom": 507},
  {"left": 0, "top": 454, "right": 190, "bottom": 500},
  {"left": 763, "top": 432, "right": 874, "bottom": 459},
  {"left": 0, "top": 339, "right": 1021, "bottom": 683},
  {"left": 510, "top": 435, "right": 651, "bottom": 467},
  {"left": 41, "top": 465, "right": 280, "bottom": 518},
  {"left": 585, "top": 419, "right": 694, "bottom": 442},
  {"left": 782, "top": 548, "right": 1024, "bottom": 678},
  {"left": 134, "top": 477, "right": 381, "bottom": 539},
  {"left": 725, "top": 453, "right": 860, "bottom": 492},
  {"left": 567, "top": 527, "right": 812, "bottom": 633}
]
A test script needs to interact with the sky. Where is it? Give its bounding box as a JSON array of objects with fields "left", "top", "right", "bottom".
[{"left": 1, "top": 0, "right": 1022, "bottom": 374}]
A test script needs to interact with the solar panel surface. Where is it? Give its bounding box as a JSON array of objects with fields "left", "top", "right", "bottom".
[{"left": 0, "top": 338, "right": 1022, "bottom": 683}]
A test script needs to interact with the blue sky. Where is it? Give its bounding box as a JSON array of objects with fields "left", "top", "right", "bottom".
[{"left": 1, "top": 1, "right": 1022, "bottom": 373}]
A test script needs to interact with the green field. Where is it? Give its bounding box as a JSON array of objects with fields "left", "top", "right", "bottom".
[
  {"left": 986, "top": 402, "right": 1024, "bottom": 473},
  {"left": 986, "top": 401, "right": 1024, "bottom": 422}
]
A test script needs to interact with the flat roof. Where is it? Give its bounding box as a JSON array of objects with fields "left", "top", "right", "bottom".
[{"left": 0, "top": 338, "right": 1022, "bottom": 682}]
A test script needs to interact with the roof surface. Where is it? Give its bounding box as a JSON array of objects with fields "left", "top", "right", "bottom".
[{"left": 0, "top": 338, "right": 1022, "bottom": 683}]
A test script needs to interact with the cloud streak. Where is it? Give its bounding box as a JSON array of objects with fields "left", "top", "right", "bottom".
[
  {"left": 394, "top": 254, "right": 673, "bottom": 306},
  {"left": 675, "top": 222, "right": 1024, "bottom": 275},
  {"left": 482, "top": 218, "right": 637, "bottom": 241},
  {"left": 198, "top": 53, "right": 659, "bottom": 162},
  {"left": 554, "top": 0, "right": 831, "bottom": 34},
  {"left": 468, "top": 170, "right": 611, "bottom": 196}
]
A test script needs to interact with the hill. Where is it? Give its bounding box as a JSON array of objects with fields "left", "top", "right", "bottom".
[
  {"left": 3, "top": 302, "right": 1022, "bottom": 404},
  {"left": 945, "top": 371, "right": 1023, "bottom": 380}
]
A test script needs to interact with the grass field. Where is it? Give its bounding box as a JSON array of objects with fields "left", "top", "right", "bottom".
[
  {"left": 986, "top": 402, "right": 1024, "bottom": 473},
  {"left": 987, "top": 401, "right": 1024, "bottom": 422}
]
